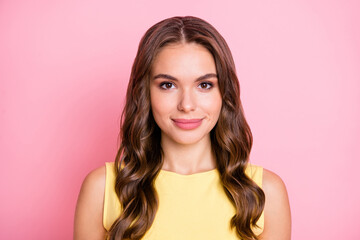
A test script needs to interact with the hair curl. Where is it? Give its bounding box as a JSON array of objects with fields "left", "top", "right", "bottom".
[{"left": 108, "top": 16, "right": 265, "bottom": 240}]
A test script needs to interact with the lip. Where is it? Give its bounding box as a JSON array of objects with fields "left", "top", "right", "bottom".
[{"left": 172, "top": 118, "right": 203, "bottom": 130}]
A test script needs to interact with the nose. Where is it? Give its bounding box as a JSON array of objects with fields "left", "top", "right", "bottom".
[{"left": 177, "top": 89, "right": 196, "bottom": 112}]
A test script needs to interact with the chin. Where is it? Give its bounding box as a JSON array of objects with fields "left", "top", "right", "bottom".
[{"left": 169, "top": 133, "right": 209, "bottom": 146}]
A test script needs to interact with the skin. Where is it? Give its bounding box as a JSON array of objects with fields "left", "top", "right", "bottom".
[
  {"left": 150, "top": 42, "right": 222, "bottom": 174},
  {"left": 73, "top": 42, "right": 291, "bottom": 240},
  {"left": 259, "top": 169, "right": 292, "bottom": 239},
  {"left": 74, "top": 166, "right": 106, "bottom": 240}
]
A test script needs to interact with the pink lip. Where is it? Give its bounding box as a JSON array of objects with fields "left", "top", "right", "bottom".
[{"left": 172, "top": 118, "right": 203, "bottom": 130}]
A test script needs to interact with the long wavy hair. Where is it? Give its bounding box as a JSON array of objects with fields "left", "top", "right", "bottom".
[{"left": 108, "top": 16, "right": 265, "bottom": 240}]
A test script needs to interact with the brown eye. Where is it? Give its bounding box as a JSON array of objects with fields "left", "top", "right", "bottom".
[
  {"left": 199, "top": 82, "right": 213, "bottom": 89},
  {"left": 160, "top": 82, "right": 175, "bottom": 89}
]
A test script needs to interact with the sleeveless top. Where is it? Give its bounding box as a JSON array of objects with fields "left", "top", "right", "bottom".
[{"left": 103, "top": 162, "right": 264, "bottom": 239}]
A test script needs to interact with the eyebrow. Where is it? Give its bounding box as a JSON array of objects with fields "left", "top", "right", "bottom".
[{"left": 152, "top": 73, "right": 218, "bottom": 82}]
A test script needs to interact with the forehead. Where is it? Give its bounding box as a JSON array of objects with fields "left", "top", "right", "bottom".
[{"left": 151, "top": 42, "right": 217, "bottom": 76}]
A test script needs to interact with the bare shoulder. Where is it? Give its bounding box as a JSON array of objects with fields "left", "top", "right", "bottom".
[
  {"left": 258, "top": 168, "right": 291, "bottom": 240},
  {"left": 262, "top": 168, "right": 288, "bottom": 194},
  {"left": 81, "top": 166, "right": 106, "bottom": 194},
  {"left": 74, "top": 166, "right": 107, "bottom": 240}
]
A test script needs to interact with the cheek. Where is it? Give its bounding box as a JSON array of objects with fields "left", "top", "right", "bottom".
[
  {"left": 150, "top": 90, "right": 171, "bottom": 121},
  {"left": 202, "top": 93, "right": 222, "bottom": 115},
  {"left": 150, "top": 92, "right": 160, "bottom": 117}
]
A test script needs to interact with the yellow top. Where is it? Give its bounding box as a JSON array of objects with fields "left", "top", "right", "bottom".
[{"left": 103, "top": 162, "right": 264, "bottom": 239}]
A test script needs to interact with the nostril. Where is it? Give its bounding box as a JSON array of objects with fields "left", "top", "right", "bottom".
[{"left": 178, "top": 94, "right": 196, "bottom": 112}]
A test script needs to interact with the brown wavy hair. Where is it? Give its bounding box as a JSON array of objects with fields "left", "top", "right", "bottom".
[{"left": 108, "top": 16, "right": 265, "bottom": 240}]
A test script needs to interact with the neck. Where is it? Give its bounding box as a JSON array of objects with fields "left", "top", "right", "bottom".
[{"left": 160, "top": 134, "right": 216, "bottom": 175}]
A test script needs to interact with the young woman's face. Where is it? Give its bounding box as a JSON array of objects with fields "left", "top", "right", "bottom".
[{"left": 150, "top": 42, "right": 222, "bottom": 145}]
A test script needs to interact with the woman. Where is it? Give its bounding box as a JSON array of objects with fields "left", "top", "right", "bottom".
[{"left": 74, "top": 16, "right": 291, "bottom": 240}]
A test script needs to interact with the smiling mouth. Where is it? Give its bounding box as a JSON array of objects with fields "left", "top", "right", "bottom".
[{"left": 172, "top": 118, "right": 203, "bottom": 130}]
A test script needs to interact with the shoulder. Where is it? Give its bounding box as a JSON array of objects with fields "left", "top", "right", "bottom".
[
  {"left": 262, "top": 168, "right": 288, "bottom": 195},
  {"left": 258, "top": 168, "right": 291, "bottom": 240},
  {"left": 82, "top": 166, "right": 106, "bottom": 193},
  {"left": 77, "top": 166, "right": 106, "bottom": 206},
  {"left": 74, "top": 166, "right": 107, "bottom": 240}
]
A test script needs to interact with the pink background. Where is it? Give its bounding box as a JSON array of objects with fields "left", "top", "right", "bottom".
[{"left": 1, "top": 0, "right": 359, "bottom": 239}]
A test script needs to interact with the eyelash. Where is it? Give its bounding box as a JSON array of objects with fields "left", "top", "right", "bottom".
[{"left": 159, "top": 81, "right": 214, "bottom": 90}]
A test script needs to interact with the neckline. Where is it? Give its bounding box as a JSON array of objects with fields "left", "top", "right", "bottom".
[{"left": 158, "top": 168, "right": 218, "bottom": 178}]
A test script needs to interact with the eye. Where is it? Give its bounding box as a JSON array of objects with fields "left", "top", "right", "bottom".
[
  {"left": 198, "top": 82, "right": 213, "bottom": 90},
  {"left": 159, "top": 81, "right": 175, "bottom": 90}
]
